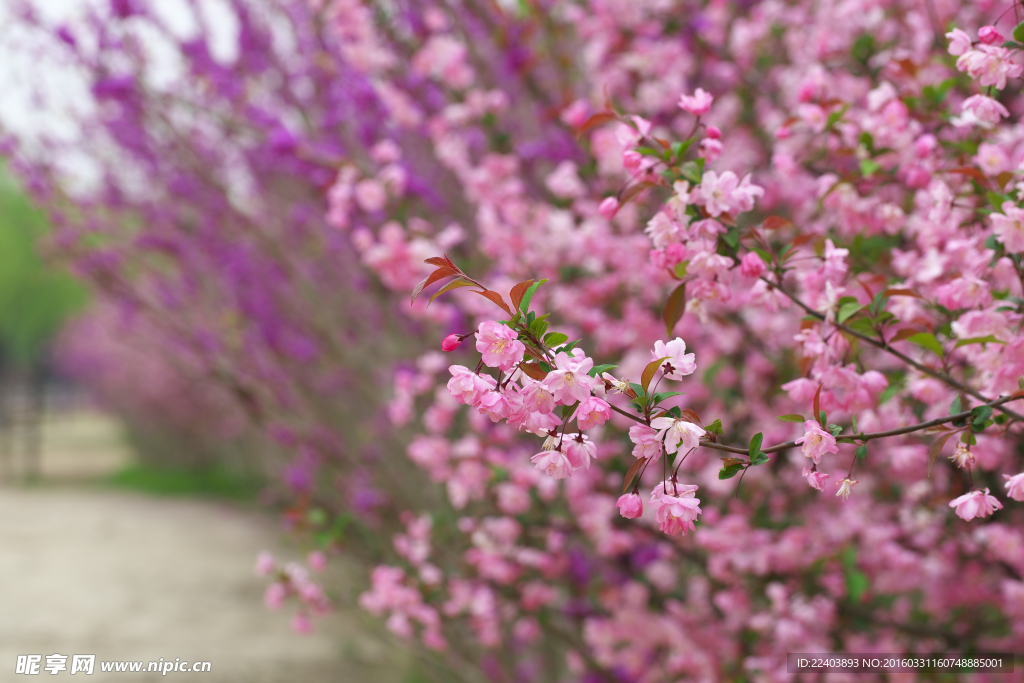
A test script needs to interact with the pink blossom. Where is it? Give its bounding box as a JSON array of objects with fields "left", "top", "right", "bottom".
[
  {"left": 254, "top": 551, "right": 275, "bottom": 576},
  {"left": 264, "top": 583, "right": 286, "bottom": 610},
  {"left": 950, "top": 443, "right": 975, "bottom": 469},
  {"left": 521, "top": 378, "right": 556, "bottom": 414},
  {"left": 531, "top": 447, "right": 573, "bottom": 479},
  {"left": 475, "top": 321, "right": 525, "bottom": 372},
  {"left": 961, "top": 95, "right": 1010, "bottom": 127},
  {"left": 649, "top": 416, "right": 705, "bottom": 455},
  {"left": 564, "top": 433, "right": 596, "bottom": 469},
  {"left": 307, "top": 550, "right": 327, "bottom": 572},
  {"left": 740, "top": 252, "right": 766, "bottom": 278},
  {"left": 598, "top": 196, "right": 619, "bottom": 219},
  {"left": 978, "top": 26, "right": 1003, "bottom": 45},
  {"left": 441, "top": 333, "right": 461, "bottom": 352},
  {"left": 694, "top": 171, "right": 764, "bottom": 217},
  {"left": 645, "top": 211, "right": 683, "bottom": 248},
  {"left": 1004, "top": 472, "right": 1024, "bottom": 501},
  {"left": 946, "top": 28, "right": 972, "bottom": 56},
  {"left": 802, "top": 468, "right": 830, "bottom": 491},
  {"left": 949, "top": 488, "right": 1003, "bottom": 520},
  {"left": 705, "top": 125, "right": 721, "bottom": 139},
  {"left": 291, "top": 612, "right": 313, "bottom": 634},
  {"left": 935, "top": 275, "right": 991, "bottom": 310},
  {"left": 616, "top": 492, "right": 643, "bottom": 519},
  {"left": 447, "top": 365, "right": 497, "bottom": 405},
  {"left": 542, "top": 350, "right": 596, "bottom": 404},
  {"left": 678, "top": 88, "right": 713, "bottom": 116},
  {"left": 629, "top": 424, "right": 662, "bottom": 461},
  {"left": 794, "top": 420, "right": 838, "bottom": 465},
  {"left": 474, "top": 390, "right": 510, "bottom": 422},
  {"left": 545, "top": 161, "right": 586, "bottom": 199},
  {"left": 956, "top": 45, "right": 1022, "bottom": 90},
  {"left": 665, "top": 242, "right": 687, "bottom": 266},
  {"left": 835, "top": 478, "right": 858, "bottom": 501},
  {"left": 700, "top": 137, "right": 723, "bottom": 161},
  {"left": 573, "top": 396, "right": 611, "bottom": 430},
  {"left": 991, "top": 202, "right": 1024, "bottom": 253},
  {"left": 649, "top": 481, "right": 701, "bottom": 536},
  {"left": 976, "top": 142, "right": 1011, "bottom": 176},
  {"left": 652, "top": 337, "right": 697, "bottom": 379}
]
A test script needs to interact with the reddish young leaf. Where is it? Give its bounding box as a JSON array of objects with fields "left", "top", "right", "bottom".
[
  {"left": 621, "top": 457, "right": 649, "bottom": 495},
  {"left": 882, "top": 288, "right": 923, "bottom": 298},
  {"left": 510, "top": 279, "right": 535, "bottom": 310},
  {"left": 576, "top": 111, "right": 618, "bottom": 136},
  {"left": 663, "top": 283, "right": 687, "bottom": 338},
  {"left": 411, "top": 267, "right": 457, "bottom": 304},
  {"left": 762, "top": 215, "right": 792, "bottom": 230},
  {"left": 813, "top": 383, "right": 824, "bottom": 427},
  {"left": 641, "top": 357, "right": 671, "bottom": 393},
  {"left": 424, "top": 256, "right": 449, "bottom": 268},
  {"left": 680, "top": 408, "right": 703, "bottom": 426},
  {"left": 520, "top": 362, "right": 548, "bottom": 381},
  {"left": 619, "top": 181, "right": 657, "bottom": 205},
  {"left": 889, "top": 327, "right": 923, "bottom": 343},
  {"left": 653, "top": 137, "right": 671, "bottom": 149},
  {"left": 474, "top": 289, "right": 513, "bottom": 316},
  {"left": 928, "top": 431, "right": 957, "bottom": 477},
  {"left": 944, "top": 167, "right": 991, "bottom": 189},
  {"left": 428, "top": 279, "right": 475, "bottom": 305}
]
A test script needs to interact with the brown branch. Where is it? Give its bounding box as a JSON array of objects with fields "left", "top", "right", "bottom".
[
  {"left": 765, "top": 276, "right": 1024, "bottom": 423},
  {"left": 699, "top": 393, "right": 1021, "bottom": 456}
]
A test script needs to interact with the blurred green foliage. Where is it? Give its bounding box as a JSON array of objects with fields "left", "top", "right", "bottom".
[
  {"left": 107, "top": 463, "right": 261, "bottom": 500},
  {"left": 0, "top": 172, "right": 87, "bottom": 365}
]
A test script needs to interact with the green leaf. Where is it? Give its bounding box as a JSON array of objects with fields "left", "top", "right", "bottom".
[
  {"left": 532, "top": 319, "right": 550, "bottom": 339},
  {"left": 750, "top": 451, "right": 770, "bottom": 466},
  {"left": 539, "top": 361, "right": 552, "bottom": 372},
  {"left": 718, "top": 463, "right": 744, "bottom": 480},
  {"left": 878, "top": 382, "right": 901, "bottom": 405},
  {"left": 1014, "top": 21, "right": 1024, "bottom": 44},
  {"left": 553, "top": 340, "right": 580, "bottom": 356},
  {"left": 949, "top": 395, "right": 962, "bottom": 415},
  {"left": 628, "top": 382, "right": 646, "bottom": 398},
  {"left": 827, "top": 424, "right": 842, "bottom": 437},
  {"left": 907, "top": 332, "right": 944, "bottom": 357},
  {"left": 819, "top": 410, "right": 827, "bottom": 426},
  {"left": 706, "top": 419, "right": 724, "bottom": 435},
  {"left": 836, "top": 301, "right": 865, "bottom": 324},
  {"left": 777, "top": 414, "right": 806, "bottom": 423},
  {"left": 954, "top": 335, "right": 1006, "bottom": 348},
  {"left": 518, "top": 279, "right": 548, "bottom": 314},
  {"left": 855, "top": 445, "right": 867, "bottom": 460},
  {"left": 651, "top": 391, "right": 685, "bottom": 405},
  {"left": 588, "top": 364, "right": 618, "bottom": 378},
  {"left": 859, "top": 159, "right": 881, "bottom": 177},
  {"left": 672, "top": 261, "right": 689, "bottom": 279},
  {"left": 561, "top": 402, "right": 579, "bottom": 418},
  {"left": 748, "top": 432, "right": 763, "bottom": 459},
  {"left": 679, "top": 160, "right": 703, "bottom": 183},
  {"left": 543, "top": 332, "right": 568, "bottom": 347}
]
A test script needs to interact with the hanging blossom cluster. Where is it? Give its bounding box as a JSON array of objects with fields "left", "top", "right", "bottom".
[{"left": 8, "top": 0, "right": 1024, "bottom": 680}]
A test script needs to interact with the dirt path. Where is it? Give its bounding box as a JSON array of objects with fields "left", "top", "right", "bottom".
[{"left": 0, "top": 414, "right": 411, "bottom": 683}]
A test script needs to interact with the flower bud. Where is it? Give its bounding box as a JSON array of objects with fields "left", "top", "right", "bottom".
[
  {"left": 616, "top": 492, "right": 643, "bottom": 519},
  {"left": 978, "top": 26, "right": 1003, "bottom": 45},
  {"left": 705, "top": 125, "right": 722, "bottom": 139},
  {"left": 441, "top": 333, "right": 461, "bottom": 352},
  {"left": 598, "top": 196, "right": 619, "bottom": 220}
]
